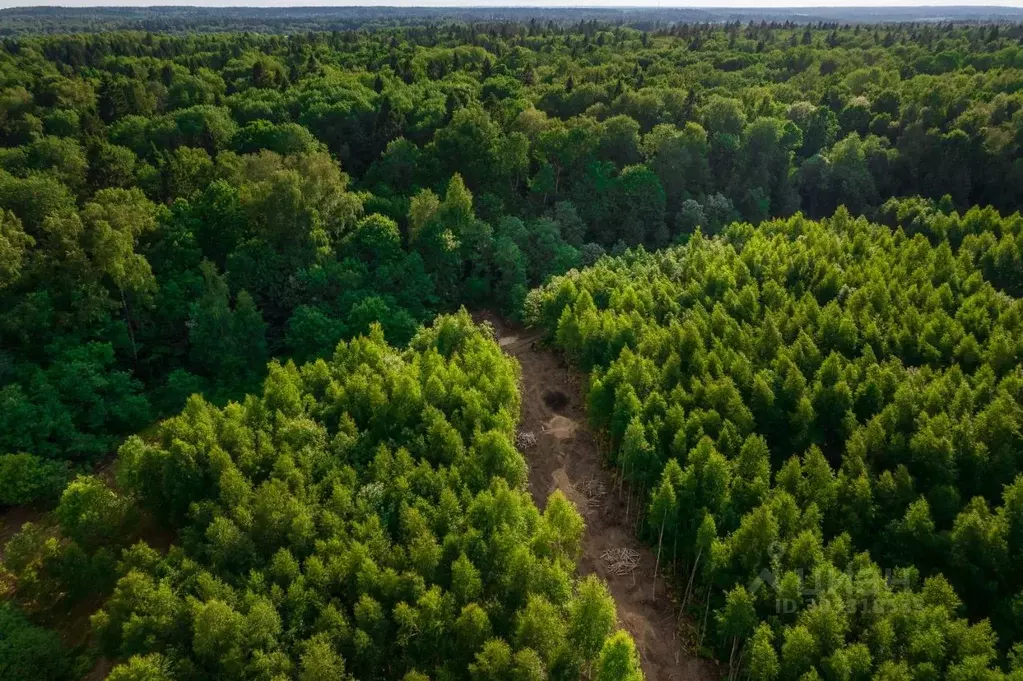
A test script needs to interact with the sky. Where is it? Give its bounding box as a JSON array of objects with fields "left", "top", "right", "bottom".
[{"left": 0, "top": 0, "right": 1021, "bottom": 7}]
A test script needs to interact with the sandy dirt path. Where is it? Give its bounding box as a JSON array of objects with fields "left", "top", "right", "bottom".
[{"left": 484, "top": 316, "right": 719, "bottom": 681}]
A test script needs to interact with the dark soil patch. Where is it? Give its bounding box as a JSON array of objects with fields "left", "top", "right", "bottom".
[{"left": 542, "top": 389, "right": 570, "bottom": 413}]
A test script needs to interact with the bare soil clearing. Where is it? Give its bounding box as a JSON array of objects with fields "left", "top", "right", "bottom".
[{"left": 482, "top": 314, "right": 718, "bottom": 681}]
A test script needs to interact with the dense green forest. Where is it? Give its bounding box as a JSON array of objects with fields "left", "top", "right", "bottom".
[
  {"left": 4, "top": 12, "right": 1023, "bottom": 681},
  {"left": 529, "top": 202, "right": 1023, "bottom": 680},
  {"left": 5, "top": 311, "right": 633, "bottom": 681}
]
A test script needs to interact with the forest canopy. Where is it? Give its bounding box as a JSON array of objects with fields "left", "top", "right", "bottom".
[
  {"left": 528, "top": 207, "right": 1023, "bottom": 681},
  {"left": 5, "top": 312, "right": 628, "bottom": 681},
  {"left": 3, "top": 19, "right": 1023, "bottom": 471},
  {"left": 4, "top": 13, "right": 1023, "bottom": 681}
]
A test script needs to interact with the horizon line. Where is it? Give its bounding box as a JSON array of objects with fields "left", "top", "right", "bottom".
[{"left": 3, "top": 2, "right": 1023, "bottom": 8}]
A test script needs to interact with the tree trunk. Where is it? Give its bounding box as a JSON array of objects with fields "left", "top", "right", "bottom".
[
  {"left": 698, "top": 584, "right": 712, "bottom": 651},
  {"left": 623, "top": 458, "right": 632, "bottom": 524},
  {"left": 672, "top": 531, "right": 678, "bottom": 579},
  {"left": 734, "top": 646, "right": 747, "bottom": 681},
  {"left": 635, "top": 483, "right": 646, "bottom": 535},
  {"left": 121, "top": 287, "right": 138, "bottom": 364},
  {"left": 682, "top": 545, "right": 702, "bottom": 613},
  {"left": 653, "top": 508, "right": 667, "bottom": 598},
  {"left": 613, "top": 443, "right": 621, "bottom": 490}
]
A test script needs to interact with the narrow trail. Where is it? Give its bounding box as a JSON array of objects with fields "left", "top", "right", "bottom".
[{"left": 484, "top": 316, "right": 718, "bottom": 681}]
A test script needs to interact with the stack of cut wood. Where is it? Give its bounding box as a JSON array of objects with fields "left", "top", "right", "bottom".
[
  {"left": 601, "top": 547, "right": 639, "bottom": 576},
  {"left": 516, "top": 430, "right": 537, "bottom": 449},
  {"left": 581, "top": 478, "right": 607, "bottom": 507}
]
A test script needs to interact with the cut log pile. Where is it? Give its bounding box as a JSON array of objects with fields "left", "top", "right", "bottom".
[
  {"left": 602, "top": 547, "right": 640, "bottom": 576},
  {"left": 516, "top": 430, "right": 537, "bottom": 449}
]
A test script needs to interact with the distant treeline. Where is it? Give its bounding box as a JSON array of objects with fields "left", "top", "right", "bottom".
[{"left": 1, "top": 5, "right": 1023, "bottom": 36}]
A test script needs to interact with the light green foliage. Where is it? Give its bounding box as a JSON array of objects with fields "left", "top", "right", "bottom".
[
  {"left": 532, "top": 208, "right": 1023, "bottom": 680},
  {"left": 105, "top": 654, "right": 171, "bottom": 681},
  {"left": 0, "top": 209, "right": 32, "bottom": 289},
  {"left": 55, "top": 475, "right": 133, "bottom": 552},
  {"left": 0, "top": 453, "right": 68, "bottom": 506},
  {"left": 97, "top": 313, "right": 635, "bottom": 680},
  {"left": 568, "top": 575, "right": 617, "bottom": 663},
  {"left": 595, "top": 631, "right": 643, "bottom": 681},
  {"left": 408, "top": 188, "right": 441, "bottom": 242}
]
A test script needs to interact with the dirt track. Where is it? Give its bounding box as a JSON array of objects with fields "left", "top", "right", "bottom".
[{"left": 485, "top": 316, "right": 718, "bottom": 681}]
